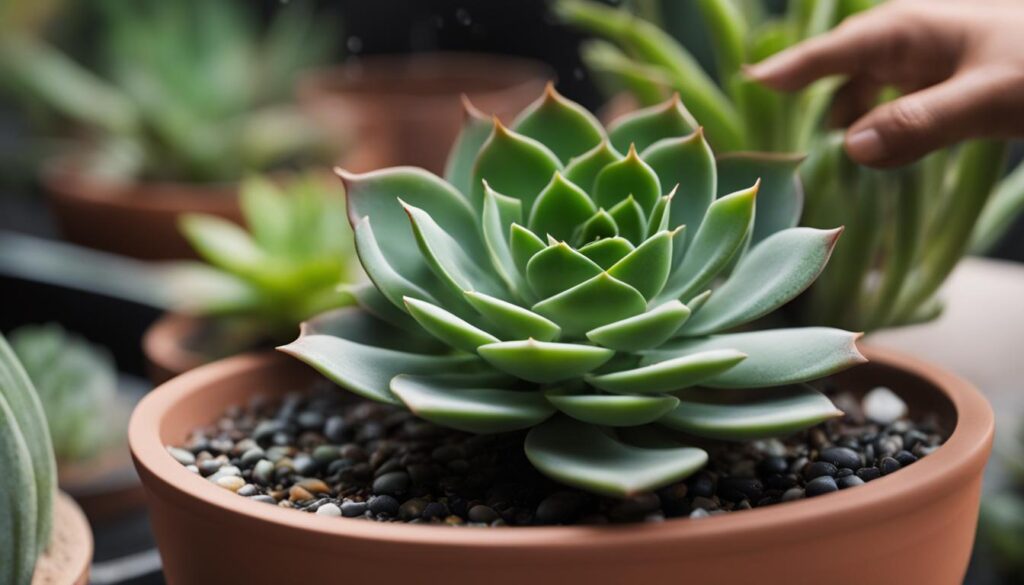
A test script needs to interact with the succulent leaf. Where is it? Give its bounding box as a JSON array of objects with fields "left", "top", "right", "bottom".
[
  {"left": 575, "top": 208, "right": 620, "bottom": 244},
  {"left": 546, "top": 390, "right": 680, "bottom": 427},
  {"left": 525, "top": 416, "right": 708, "bottom": 497},
  {"left": 464, "top": 291, "right": 562, "bottom": 342},
  {"left": 528, "top": 173, "right": 597, "bottom": 242},
  {"left": 606, "top": 195, "right": 647, "bottom": 244},
  {"left": 513, "top": 83, "right": 606, "bottom": 164},
  {"left": 471, "top": 121, "right": 562, "bottom": 213},
  {"left": 477, "top": 339, "right": 614, "bottom": 383},
  {"left": 481, "top": 184, "right": 524, "bottom": 293},
  {"left": 605, "top": 230, "right": 673, "bottom": 300},
  {"left": 607, "top": 95, "right": 698, "bottom": 153},
  {"left": 588, "top": 349, "right": 746, "bottom": 393},
  {"left": 403, "top": 297, "right": 500, "bottom": 352},
  {"left": 642, "top": 129, "right": 716, "bottom": 247},
  {"left": 717, "top": 153, "right": 804, "bottom": 245},
  {"left": 586, "top": 300, "right": 691, "bottom": 351},
  {"left": 593, "top": 144, "right": 661, "bottom": 211},
  {"left": 526, "top": 242, "right": 604, "bottom": 299},
  {"left": 532, "top": 273, "right": 647, "bottom": 337},
  {"left": 445, "top": 97, "right": 494, "bottom": 196},
  {"left": 579, "top": 236, "right": 634, "bottom": 268},
  {"left": 565, "top": 139, "right": 623, "bottom": 193}
]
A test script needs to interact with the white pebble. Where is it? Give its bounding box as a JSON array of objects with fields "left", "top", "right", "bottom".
[
  {"left": 863, "top": 386, "right": 907, "bottom": 424},
  {"left": 186, "top": 465, "right": 200, "bottom": 474},
  {"left": 689, "top": 508, "right": 709, "bottom": 519},
  {"left": 316, "top": 503, "right": 342, "bottom": 517},
  {"left": 216, "top": 476, "right": 246, "bottom": 492}
]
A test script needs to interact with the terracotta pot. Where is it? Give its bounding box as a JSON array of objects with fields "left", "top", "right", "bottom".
[
  {"left": 143, "top": 313, "right": 216, "bottom": 384},
  {"left": 297, "top": 53, "right": 552, "bottom": 175},
  {"left": 31, "top": 491, "right": 93, "bottom": 585},
  {"left": 129, "top": 345, "right": 992, "bottom": 584},
  {"left": 42, "top": 161, "right": 244, "bottom": 261}
]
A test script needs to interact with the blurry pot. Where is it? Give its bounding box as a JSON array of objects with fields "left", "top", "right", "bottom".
[
  {"left": 130, "top": 347, "right": 992, "bottom": 585},
  {"left": 59, "top": 443, "right": 145, "bottom": 523},
  {"left": 143, "top": 313, "right": 275, "bottom": 384},
  {"left": 31, "top": 491, "right": 93, "bottom": 585},
  {"left": 297, "top": 52, "right": 552, "bottom": 174},
  {"left": 43, "top": 161, "right": 243, "bottom": 261}
]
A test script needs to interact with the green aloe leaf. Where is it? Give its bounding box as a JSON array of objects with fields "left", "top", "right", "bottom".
[
  {"left": 510, "top": 223, "right": 547, "bottom": 279},
  {"left": 681, "top": 227, "right": 842, "bottom": 335},
  {"left": 607, "top": 95, "right": 698, "bottom": 154},
  {"left": 593, "top": 144, "right": 662, "bottom": 211},
  {"left": 471, "top": 120, "right": 562, "bottom": 214},
  {"left": 588, "top": 349, "right": 746, "bottom": 393},
  {"left": 179, "top": 214, "right": 266, "bottom": 278},
  {"left": 658, "top": 183, "right": 757, "bottom": 302},
  {"left": 565, "top": 139, "right": 623, "bottom": 193},
  {"left": 717, "top": 153, "right": 804, "bottom": 244},
  {"left": 645, "top": 328, "right": 865, "bottom": 388},
  {"left": 607, "top": 195, "right": 647, "bottom": 244},
  {"left": 578, "top": 40, "right": 673, "bottom": 108},
  {"left": 642, "top": 129, "right": 716, "bottom": 247},
  {"left": 390, "top": 374, "right": 554, "bottom": 434},
  {"left": 528, "top": 173, "right": 597, "bottom": 242},
  {"left": 525, "top": 416, "right": 708, "bottom": 497},
  {"left": 696, "top": 0, "right": 748, "bottom": 86},
  {"left": 481, "top": 183, "right": 524, "bottom": 293},
  {"left": 579, "top": 236, "right": 634, "bottom": 268},
  {"left": 546, "top": 391, "right": 679, "bottom": 427},
  {"left": 532, "top": 273, "right": 647, "bottom": 337},
  {"left": 513, "top": 83, "right": 606, "bottom": 164},
  {"left": 403, "top": 297, "right": 500, "bottom": 352},
  {"left": 661, "top": 385, "right": 842, "bottom": 440},
  {"left": 586, "top": 300, "right": 691, "bottom": 351},
  {"left": 280, "top": 334, "right": 482, "bottom": 405},
  {"left": 606, "top": 230, "right": 673, "bottom": 300},
  {"left": 574, "top": 208, "right": 619, "bottom": 244},
  {"left": 464, "top": 291, "right": 561, "bottom": 342},
  {"left": 526, "top": 242, "right": 603, "bottom": 299},
  {"left": 478, "top": 340, "right": 614, "bottom": 383},
  {"left": 445, "top": 96, "right": 494, "bottom": 196},
  {"left": 403, "top": 201, "right": 507, "bottom": 300}
]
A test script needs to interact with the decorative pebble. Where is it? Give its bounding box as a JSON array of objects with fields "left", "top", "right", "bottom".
[
  {"left": 468, "top": 505, "right": 499, "bottom": 524},
  {"left": 837, "top": 475, "right": 865, "bottom": 489},
  {"left": 167, "top": 447, "right": 195, "bottom": 466},
  {"left": 216, "top": 476, "right": 246, "bottom": 492},
  {"left": 289, "top": 486, "right": 314, "bottom": 502},
  {"left": 805, "top": 476, "right": 838, "bottom": 497},
  {"left": 856, "top": 467, "right": 882, "bottom": 482},
  {"left": 803, "top": 461, "right": 838, "bottom": 480},
  {"left": 818, "top": 447, "right": 861, "bottom": 470},
  {"left": 894, "top": 450, "right": 918, "bottom": 467},
  {"left": 369, "top": 495, "right": 400, "bottom": 517},
  {"left": 880, "top": 456, "right": 902, "bottom": 475},
  {"left": 781, "top": 487, "right": 805, "bottom": 502},
  {"left": 316, "top": 503, "right": 342, "bottom": 517},
  {"left": 863, "top": 386, "right": 907, "bottom": 424},
  {"left": 373, "top": 471, "right": 410, "bottom": 496},
  {"left": 341, "top": 500, "right": 369, "bottom": 517}
]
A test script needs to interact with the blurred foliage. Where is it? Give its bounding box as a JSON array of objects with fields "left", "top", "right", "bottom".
[
  {"left": 8, "top": 323, "right": 122, "bottom": 463},
  {"left": 0, "top": 0, "right": 341, "bottom": 183}
]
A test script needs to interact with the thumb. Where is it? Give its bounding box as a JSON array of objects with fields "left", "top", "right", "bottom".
[{"left": 843, "top": 73, "right": 999, "bottom": 167}]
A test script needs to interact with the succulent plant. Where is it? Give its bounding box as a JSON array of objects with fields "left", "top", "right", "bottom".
[
  {"left": 980, "top": 422, "right": 1024, "bottom": 582},
  {"left": 9, "top": 323, "right": 122, "bottom": 463},
  {"left": 178, "top": 174, "right": 359, "bottom": 339},
  {"left": 557, "top": 0, "right": 1019, "bottom": 332},
  {"left": 282, "top": 86, "right": 865, "bottom": 497},
  {"left": 0, "top": 0, "right": 338, "bottom": 182},
  {"left": 0, "top": 331, "right": 57, "bottom": 585}
]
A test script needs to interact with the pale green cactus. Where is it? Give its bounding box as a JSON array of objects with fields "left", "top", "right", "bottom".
[
  {"left": 0, "top": 332, "right": 57, "bottom": 585},
  {"left": 282, "top": 86, "right": 864, "bottom": 497}
]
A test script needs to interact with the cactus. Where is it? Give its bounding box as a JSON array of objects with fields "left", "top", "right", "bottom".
[
  {"left": 0, "top": 332, "right": 57, "bottom": 585},
  {"left": 281, "top": 86, "right": 864, "bottom": 497},
  {"left": 177, "top": 174, "right": 359, "bottom": 340}
]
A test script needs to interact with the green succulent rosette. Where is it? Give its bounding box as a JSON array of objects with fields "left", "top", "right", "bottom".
[{"left": 282, "top": 85, "right": 864, "bottom": 497}]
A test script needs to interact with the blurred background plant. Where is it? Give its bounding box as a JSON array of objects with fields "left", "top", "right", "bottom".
[
  {"left": 177, "top": 173, "right": 360, "bottom": 341},
  {"left": 8, "top": 323, "right": 122, "bottom": 464},
  {"left": 557, "top": 0, "right": 1024, "bottom": 332},
  {"left": 0, "top": 0, "right": 339, "bottom": 183},
  {"left": 979, "top": 419, "right": 1024, "bottom": 584}
]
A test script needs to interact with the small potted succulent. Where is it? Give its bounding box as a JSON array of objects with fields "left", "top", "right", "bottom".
[
  {"left": 0, "top": 0, "right": 349, "bottom": 259},
  {"left": 297, "top": 52, "right": 552, "bottom": 174},
  {"left": 130, "top": 88, "right": 993, "bottom": 584},
  {"left": 9, "top": 323, "right": 142, "bottom": 521},
  {"left": 1, "top": 332, "right": 93, "bottom": 585},
  {"left": 143, "top": 174, "right": 361, "bottom": 381},
  {"left": 557, "top": 0, "right": 1023, "bottom": 332}
]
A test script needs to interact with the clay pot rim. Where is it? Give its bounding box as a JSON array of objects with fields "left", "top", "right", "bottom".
[
  {"left": 297, "top": 51, "right": 554, "bottom": 109},
  {"left": 32, "top": 491, "right": 92, "bottom": 585},
  {"left": 143, "top": 313, "right": 222, "bottom": 383},
  {"left": 129, "top": 345, "right": 992, "bottom": 552}
]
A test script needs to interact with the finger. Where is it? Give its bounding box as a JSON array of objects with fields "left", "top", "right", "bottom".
[
  {"left": 745, "top": 11, "right": 906, "bottom": 91},
  {"left": 829, "top": 77, "right": 882, "bottom": 128},
  {"left": 843, "top": 71, "right": 1010, "bottom": 167}
]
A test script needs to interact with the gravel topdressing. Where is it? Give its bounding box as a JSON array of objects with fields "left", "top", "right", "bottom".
[{"left": 167, "top": 381, "right": 945, "bottom": 526}]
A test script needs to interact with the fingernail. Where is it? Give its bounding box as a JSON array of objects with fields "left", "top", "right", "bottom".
[
  {"left": 845, "top": 128, "right": 885, "bottom": 162},
  {"left": 742, "top": 62, "right": 770, "bottom": 80}
]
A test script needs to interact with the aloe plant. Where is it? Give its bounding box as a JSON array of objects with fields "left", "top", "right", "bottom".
[
  {"left": 0, "top": 0, "right": 337, "bottom": 182},
  {"left": 557, "top": 0, "right": 1018, "bottom": 331},
  {"left": 282, "top": 86, "right": 864, "bottom": 497},
  {"left": 9, "top": 323, "right": 121, "bottom": 463},
  {"left": 178, "top": 174, "right": 359, "bottom": 339},
  {"left": 0, "top": 332, "right": 57, "bottom": 585}
]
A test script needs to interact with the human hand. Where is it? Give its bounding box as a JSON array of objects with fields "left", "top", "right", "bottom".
[{"left": 745, "top": 0, "right": 1024, "bottom": 167}]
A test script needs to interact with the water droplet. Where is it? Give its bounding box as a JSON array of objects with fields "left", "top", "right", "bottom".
[
  {"left": 346, "top": 36, "right": 363, "bottom": 53},
  {"left": 455, "top": 8, "right": 472, "bottom": 26}
]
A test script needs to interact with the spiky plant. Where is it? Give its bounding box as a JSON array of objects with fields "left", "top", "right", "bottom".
[
  {"left": 282, "top": 86, "right": 864, "bottom": 497},
  {"left": 557, "top": 0, "right": 1019, "bottom": 332},
  {"left": 0, "top": 332, "right": 58, "bottom": 585},
  {"left": 178, "top": 174, "right": 359, "bottom": 340},
  {"left": 9, "top": 323, "right": 121, "bottom": 463}
]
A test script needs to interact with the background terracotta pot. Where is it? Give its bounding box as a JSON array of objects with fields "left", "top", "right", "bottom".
[
  {"left": 297, "top": 52, "right": 552, "bottom": 175},
  {"left": 43, "top": 162, "right": 244, "bottom": 261},
  {"left": 143, "top": 313, "right": 215, "bottom": 384},
  {"left": 31, "top": 491, "right": 93, "bottom": 585},
  {"left": 129, "top": 346, "right": 993, "bottom": 585}
]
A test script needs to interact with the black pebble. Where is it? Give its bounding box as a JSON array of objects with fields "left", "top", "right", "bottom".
[
  {"left": 293, "top": 455, "right": 318, "bottom": 476},
  {"left": 687, "top": 473, "right": 716, "bottom": 498},
  {"left": 856, "top": 467, "right": 882, "bottom": 482},
  {"left": 837, "top": 475, "right": 865, "bottom": 489},
  {"left": 341, "top": 501, "right": 369, "bottom": 517},
  {"left": 535, "top": 492, "right": 582, "bottom": 524},
  {"left": 880, "top": 456, "right": 902, "bottom": 475},
  {"left": 324, "top": 416, "right": 347, "bottom": 443},
  {"left": 818, "top": 446, "right": 861, "bottom": 470},
  {"left": 803, "top": 461, "right": 838, "bottom": 480},
  {"left": 756, "top": 456, "right": 788, "bottom": 476},
  {"left": 368, "top": 495, "right": 400, "bottom": 517},
  {"left": 805, "top": 476, "right": 839, "bottom": 497},
  {"left": 468, "top": 505, "right": 500, "bottom": 523},
  {"left": 894, "top": 450, "right": 918, "bottom": 467},
  {"left": 717, "top": 477, "right": 764, "bottom": 502},
  {"left": 373, "top": 471, "right": 411, "bottom": 496},
  {"left": 297, "top": 410, "right": 325, "bottom": 431},
  {"left": 422, "top": 502, "right": 449, "bottom": 520}
]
